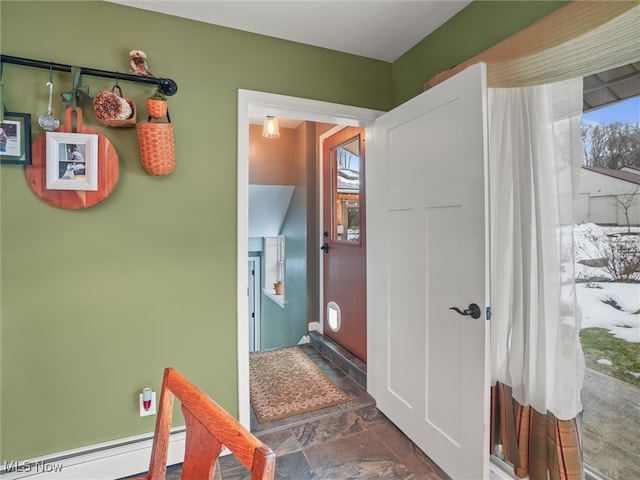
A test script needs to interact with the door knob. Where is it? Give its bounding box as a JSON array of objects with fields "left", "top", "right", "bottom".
[
  {"left": 449, "top": 303, "right": 481, "bottom": 319},
  {"left": 321, "top": 242, "right": 329, "bottom": 253}
]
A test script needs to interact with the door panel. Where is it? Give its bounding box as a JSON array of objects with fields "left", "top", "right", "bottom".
[
  {"left": 322, "top": 127, "right": 367, "bottom": 361},
  {"left": 426, "top": 205, "right": 464, "bottom": 441},
  {"left": 367, "top": 63, "right": 489, "bottom": 479}
]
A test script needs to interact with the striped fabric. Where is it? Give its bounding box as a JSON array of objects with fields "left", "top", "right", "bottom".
[{"left": 491, "top": 383, "right": 584, "bottom": 480}]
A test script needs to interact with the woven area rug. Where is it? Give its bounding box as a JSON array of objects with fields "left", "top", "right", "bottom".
[{"left": 249, "top": 346, "right": 350, "bottom": 423}]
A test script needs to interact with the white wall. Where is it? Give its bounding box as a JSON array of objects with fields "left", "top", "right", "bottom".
[{"left": 577, "top": 169, "right": 640, "bottom": 226}]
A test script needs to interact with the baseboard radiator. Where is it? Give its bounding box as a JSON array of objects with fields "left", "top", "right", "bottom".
[{"left": 0, "top": 428, "right": 186, "bottom": 480}]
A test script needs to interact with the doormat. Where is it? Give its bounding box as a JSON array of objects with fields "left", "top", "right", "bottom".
[{"left": 249, "top": 346, "right": 350, "bottom": 423}]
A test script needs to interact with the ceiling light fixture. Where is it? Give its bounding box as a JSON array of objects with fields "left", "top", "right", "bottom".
[{"left": 262, "top": 115, "right": 280, "bottom": 138}]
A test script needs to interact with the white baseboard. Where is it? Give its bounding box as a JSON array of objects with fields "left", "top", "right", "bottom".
[
  {"left": 0, "top": 429, "right": 186, "bottom": 480},
  {"left": 308, "top": 322, "right": 321, "bottom": 332}
]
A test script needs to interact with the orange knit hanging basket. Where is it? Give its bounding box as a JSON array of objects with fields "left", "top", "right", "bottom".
[
  {"left": 146, "top": 98, "right": 168, "bottom": 119},
  {"left": 136, "top": 110, "right": 175, "bottom": 176}
]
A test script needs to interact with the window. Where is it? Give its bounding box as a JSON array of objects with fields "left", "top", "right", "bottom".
[
  {"left": 263, "top": 236, "right": 285, "bottom": 306},
  {"left": 577, "top": 85, "right": 639, "bottom": 480}
]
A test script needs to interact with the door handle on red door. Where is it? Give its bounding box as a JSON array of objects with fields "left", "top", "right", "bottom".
[
  {"left": 449, "top": 303, "right": 481, "bottom": 319},
  {"left": 321, "top": 242, "right": 329, "bottom": 254}
]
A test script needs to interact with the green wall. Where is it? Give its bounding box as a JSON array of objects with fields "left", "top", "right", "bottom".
[
  {"left": 0, "top": 0, "right": 390, "bottom": 461},
  {"left": 0, "top": 0, "right": 568, "bottom": 463}
]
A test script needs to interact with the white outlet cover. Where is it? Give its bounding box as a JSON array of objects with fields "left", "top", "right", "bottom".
[{"left": 139, "top": 391, "right": 157, "bottom": 417}]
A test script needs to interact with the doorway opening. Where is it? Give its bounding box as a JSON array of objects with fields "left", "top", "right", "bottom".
[{"left": 237, "top": 89, "right": 381, "bottom": 429}]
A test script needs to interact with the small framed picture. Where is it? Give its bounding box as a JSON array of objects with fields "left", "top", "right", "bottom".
[
  {"left": 0, "top": 112, "right": 32, "bottom": 165},
  {"left": 46, "top": 132, "right": 98, "bottom": 191}
]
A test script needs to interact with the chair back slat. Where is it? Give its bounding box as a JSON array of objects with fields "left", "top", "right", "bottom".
[
  {"left": 251, "top": 445, "right": 277, "bottom": 480},
  {"left": 136, "top": 367, "right": 275, "bottom": 480},
  {"left": 181, "top": 405, "right": 222, "bottom": 479}
]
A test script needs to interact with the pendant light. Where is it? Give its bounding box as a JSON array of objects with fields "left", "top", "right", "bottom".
[{"left": 262, "top": 115, "right": 280, "bottom": 138}]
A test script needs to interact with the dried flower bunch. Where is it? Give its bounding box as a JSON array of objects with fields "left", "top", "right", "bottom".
[{"left": 93, "top": 91, "right": 134, "bottom": 121}]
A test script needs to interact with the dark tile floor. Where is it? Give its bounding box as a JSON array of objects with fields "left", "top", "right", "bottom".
[
  {"left": 216, "top": 404, "right": 449, "bottom": 480},
  {"left": 131, "top": 342, "right": 450, "bottom": 480}
]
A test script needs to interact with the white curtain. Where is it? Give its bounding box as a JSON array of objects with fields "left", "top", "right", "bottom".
[{"left": 489, "top": 77, "right": 585, "bottom": 420}]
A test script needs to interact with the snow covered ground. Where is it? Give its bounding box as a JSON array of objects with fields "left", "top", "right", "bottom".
[
  {"left": 577, "top": 283, "right": 640, "bottom": 342},
  {"left": 574, "top": 223, "right": 640, "bottom": 343}
]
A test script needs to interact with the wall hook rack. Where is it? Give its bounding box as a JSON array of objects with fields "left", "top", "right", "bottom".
[{"left": 0, "top": 54, "right": 178, "bottom": 96}]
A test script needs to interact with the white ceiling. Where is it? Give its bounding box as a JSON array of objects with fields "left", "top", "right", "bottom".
[
  {"left": 107, "top": 1, "right": 639, "bottom": 123},
  {"left": 107, "top": 0, "right": 472, "bottom": 126},
  {"left": 106, "top": 0, "right": 471, "bottom": 63}
]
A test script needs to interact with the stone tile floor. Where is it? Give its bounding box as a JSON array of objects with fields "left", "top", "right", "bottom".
[
  {"left": 125, "top": 342, "right": 640, "bottom": 480},
  {"left": 216, "top": 405, "right": 449, "bottom": 479},
  {"left": 133, "top": 343, "right": 450, "bottom": 479}
]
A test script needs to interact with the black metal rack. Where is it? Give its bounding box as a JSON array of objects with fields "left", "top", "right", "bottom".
[{"left": 0, "top": 54, "right": 178, "bottom": 96}]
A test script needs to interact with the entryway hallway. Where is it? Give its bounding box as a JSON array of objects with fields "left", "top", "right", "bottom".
[
  {"left": 243, "top": 340, "right": 450, "bottom": 479},
  {"left": 143, "top": 340, "right": 450, "bottom": 479}
]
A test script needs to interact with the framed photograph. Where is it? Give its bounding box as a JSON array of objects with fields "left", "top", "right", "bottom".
[
  {"left": 0, "top": 112, "right": 32, "bottom": 165},
  {"left": 46, "top": 132, "right": 98, "bottom": 191}
]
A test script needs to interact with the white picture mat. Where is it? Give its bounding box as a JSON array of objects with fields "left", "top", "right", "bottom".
[
  {"left": 0, "top": 119, "right": 22, "bottom": 157},
  {"left": 46, "top": 132, "right": 98, "bottom": 191}
]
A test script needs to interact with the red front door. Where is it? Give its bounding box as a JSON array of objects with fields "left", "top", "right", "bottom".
[{"left": 322, "top": 127, "right": 367, "bottom": 361}]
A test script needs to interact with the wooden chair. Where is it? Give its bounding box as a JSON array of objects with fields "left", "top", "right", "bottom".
[{"left": 131, "top": 367, "right": 275, "bottom": 480}]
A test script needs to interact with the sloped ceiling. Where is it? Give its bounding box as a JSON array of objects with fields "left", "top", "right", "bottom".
[
  {"left": 583, "top": 62, "right": 640, "bottom": 112},
  {"left": 249, "top": 185, "right": 295, "bottom": 237}
]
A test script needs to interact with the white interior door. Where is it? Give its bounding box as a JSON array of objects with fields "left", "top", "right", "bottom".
[{"left": 367, "top": 63, "right": 490, "bottom": 480}]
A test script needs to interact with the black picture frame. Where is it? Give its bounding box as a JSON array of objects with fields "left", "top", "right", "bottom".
[{"left": 0, "top": 112, "right": 32, "bottom": 165}]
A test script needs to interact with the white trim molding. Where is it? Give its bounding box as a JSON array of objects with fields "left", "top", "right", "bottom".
[
  {"left": 0, "top": 429, "right": 185, "bottom": 480},
  {"left": 236, "top": 88, "right": 382, "bottom": 429}
]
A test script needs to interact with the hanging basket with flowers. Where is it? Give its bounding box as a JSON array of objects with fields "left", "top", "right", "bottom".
[
  {"left": 136, "top": 90, "right": 175, "bottom": 176},
  {"left": 146, "top": 90, "right": 168, "bottom": 119}
]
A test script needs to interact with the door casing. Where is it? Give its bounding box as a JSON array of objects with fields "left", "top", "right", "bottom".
[{"left": 237, "top": 89, "right": 381, "bottom": 428}]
